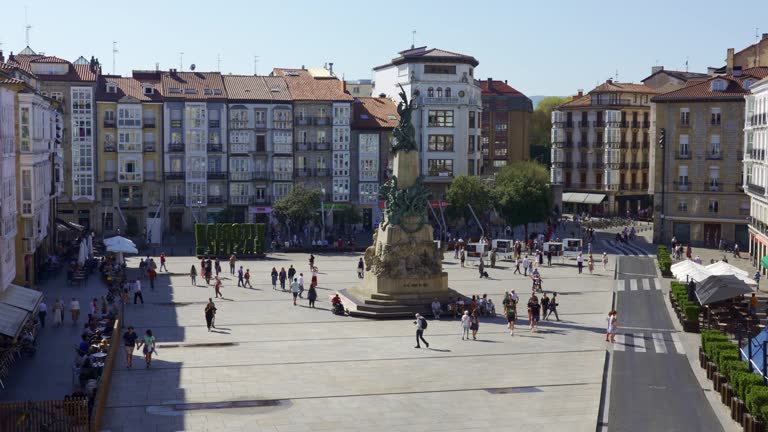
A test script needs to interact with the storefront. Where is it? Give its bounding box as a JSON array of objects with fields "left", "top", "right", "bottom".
[{"left": 750, "top": 226, "right": 768, "bottom": 275}]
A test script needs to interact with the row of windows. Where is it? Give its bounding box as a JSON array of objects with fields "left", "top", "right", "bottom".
[{"left": 426, "top": 87, "right": 452, "bottom": 98}]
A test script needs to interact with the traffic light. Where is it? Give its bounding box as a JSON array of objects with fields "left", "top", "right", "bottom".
[{"left": 659, "top": 128, "right": 666, "bottom": 147}]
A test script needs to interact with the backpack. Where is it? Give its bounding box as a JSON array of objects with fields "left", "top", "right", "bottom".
[{"left": 420, "top": 317, "right": 428, "bottom": 329}]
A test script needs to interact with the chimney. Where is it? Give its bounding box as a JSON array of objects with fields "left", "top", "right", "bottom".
[
  {"left": 607, "top": 79, "right": 613, "bottom": 84},
  {"left": 329, "top": 62, "right": 334, "bottom": 75},
  {"left": 577, "top": 89, "right": 583, "bottom": 97},
  {"left": 155, "top": 62, "right": 159, "bottom": 72},
  {"left": 8, "top": 52, "right": 14, "bottom": 62},
  {"left": 504, "top": 79, "right": 507, "bottom": 84},
  {"left": 763, "top": 33, "right": 768, "bottom": 41},
  {"left": 651, "top": 66, "right": 664, "bottom": 74},
  {"left": 341, "top": 78, "right": 346, "bottom": 93},
  {"left": 726, "top": 48, "right": 735, "bottom": 74},
  {"left": 734, "top": 66, "right": 743, "bottom": 77},
  {"left": 0, "top": 50, "right": 4, "bottom": 63},
  {"left": 487, "top": 77, "right": 493, "bottom": 90}
]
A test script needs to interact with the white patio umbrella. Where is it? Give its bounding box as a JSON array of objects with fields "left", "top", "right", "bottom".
[
  {"left": 77, "top": 238, "right": 87, "bottom": 266},
  {"left": 86, "top": 233, "right": 93, "bottom": 257},
  {"left": 104, "top": 236, "right": 136, "bottom": 248},
  {"left": 672, "top": 260, "right": 713, "bottom": 283},
  {"left": 106, "top": 237, "right": 138, "bottom": 254},
  {"left": 706, "top": 261, "right": 749, "bottom": 277}
]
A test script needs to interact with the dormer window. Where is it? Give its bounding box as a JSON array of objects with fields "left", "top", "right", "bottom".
[
  {"left": 744, "top": 79, "right": 757, "bottom": 89},
  {"left": 106, "top": 83, "right": 117, "bottom": 93},
  {"left": 204, "top": 89, "right": 213, "bottom": 95},
  {"left": 143, "top": 84, "right": 154, "bottom": 95},
  {"left": 711, "top": 79, "right": 727, "bottom": 92},
  {"left": 427, "top": 87, "right": 434, "bottom": 97}
]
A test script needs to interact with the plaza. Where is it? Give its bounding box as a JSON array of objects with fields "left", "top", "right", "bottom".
[{"left": 97, "top": 250, "right": 613, "bottom": 432}]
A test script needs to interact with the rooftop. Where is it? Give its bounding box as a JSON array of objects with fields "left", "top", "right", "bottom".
[
  {"left": 352, "top": 97, "right": 399, "bottom": 129},
  {"left": 652, "top": 67, "right": 768, "bottom": 102},
  {"left": 96, "top": 75, "right": 163, "bottom": 102},
  {"left": 160, "top": 70, "right": 227, "bottom": 100},
  {"left": 272, "top": 68, "right": 352, "bottom": 102},
  {"left": 479, "top": 79, "right": 527, "bottom": 97},
  {"left": 373, "top": 46, "right": 479, "bottom": 70},
  {"left": 222, "top": 75, "right": 291, "bottom": 102}
]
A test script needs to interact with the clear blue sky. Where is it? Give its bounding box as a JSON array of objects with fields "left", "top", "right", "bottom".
[{"left": 2, "top": 0, "right": 766, "bottom": 96}]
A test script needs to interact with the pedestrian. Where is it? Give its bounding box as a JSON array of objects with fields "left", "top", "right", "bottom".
[
  {"left": 431, "top": 298, "right": 442, "bottom": 319},
  {"left": 298, "top": 273, "right": 305, "bottom": 298},
  {"left": 522, "top": 256, "right": 530, "bottom": 276},
  {"left": 577, "top": 253, "right": 584, "bottom": 274},
  {"left": 271, "top": 267, "right": 278, "bottom": 290},
  {"left": 469, "top": 311, "right": 480, "bottom": 340},
  {"left": 53, "top": 298, "right": 64, "bottom": 327},
  {"left": 159, "top": 252, "right": 168, "bottom": 272},
  {"left": 606, "top": 311, "right": 617, "bottom": 343},
  {"left": 101, "top": 296, "right": 108, "bottom": 316},
  {"left": 588, "top": 255, "right": 594, "bottom": 274},
  {"left": 123, "top": 326, "right": 138, "bottom": 368},
  {"left": 205, "top": 298, "right": 217, "bottom": 331},
  {"left": 291, "top": 277, "right": 300, "bottom": 306},
  {"left": 133, "top": 280, "right": 144, "bottom": 304},
  {"left": 514, "top": 256, "right": 521, "bottom": 275},
  {"left": 205, "top": 260, "right": 212, "bottom": 284},
  {"left": 309, "top": 254, "right": 315, "bottom": 271},
  {"left": 547, "top": 250, "right": 552, "bottom": 267},
  {"left": 307, "top": 283, "right": 317, "bottom": 308},
  {"left": 414, "top": 313, "right": 429, "bottom": 348},
  {"left": 279, "top": 267, "right": 287, "bottom": 290},
  {"left": 538, "top": 250, "right": 544, "bottom": 266},
  {"left": 237, "top": 266, "right": 244, "bottom": 287},
  {"left": 527, "top": 294, "right": 539, "bottom": 332},
  {"left": 478, "top": 260, "right": 485, "bottom": 279},
  {"left": 454, "top": 245, "right": 459, "bottom": 260},
  {"left": 755, "top": 271, "right": 761, "bottom": 291},
  {"left": 541, "top": 293, "right": 550, "bottom": 319},
  {"left": 244, "top": 269, "right": 252, "bottom": 288},
  {"left": 602, "top": 252, "right": 608, "bottom": 271},
  {"left": 214, "top": 258, "right": 221, "bottom": 276},
  {"left": 490, "top": 249, "right": 497, "bottom": 268},
  {"left": 136, "top": 329, "right": 156, "bottom": 368},
  {"left": 311, "top": 267, "right": 318, "bottom": 290},
  {"left": 357, "top": 258, "right": 364, "bottom": 279},
  {"left": 190, "top": 265, "right": 197, "bottom": 286},
  {"left": 214, "top": 276, "right": 223, "bottom": 298},
  {"left": 505, "top": 297, "right": 517, "bottom": 335},
  {"left": 229, "top": 254, "right": 237, "bottom": 275},
  {"left": 460, "top": 248, "right": 465, "bottom": 267},
  {"left": 37, "top": 300, "right": 47, "bottom": 328},
  {"left": 545, "top": 293, "right": 560, "bottom": 321},
  {"left": 461, "top": 310, "right": 471, "bottom": 340},
  {"left": 148, "top": 267, "right": 156, "bottom": 290}
]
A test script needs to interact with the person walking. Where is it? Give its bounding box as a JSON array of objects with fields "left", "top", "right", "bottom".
[
  {"left": 606, "top": 311, "right": 617, "bottom": 343},
  {"left": 190, "top": 265, "right": 197, "bottom": 286},
  {"left": 244, "top": 269, "right": 252, "bottom": 288},
  {"left": 159, "top": 253, "right": 168, "bottom": 272},
  {"left": 37, "top": 300, "right": 47, "bottom": 328},
  {"left": 279, "top": 267, "right": 287, "bottom": 290},
  {"left": 309, "top": 254, "right": 315, "bottom": 271},
  {"left": 357, "top": 258, "right": 364, "bottom": 279},
  {"left": 577, "top": 253, "right": 584, "bottom": 274},
  {"left": 136, "top": 329, "right": 156, "bottom": 368},
  {"left": 133, "top": 280, "right": 144, "bottom": 304},
  {"left": 148, "top": 267, "right": 156, "bottom": 290},
  {"left": 214, "top": 276, "right": 223, "bottom": 298},
  {"left": 547, "top": 250, "right": 552, "bottom": 267},
  {"left": 288, "top": 265, "right": 296, "bottom": 284},
  {"left": 205, "top": 260, "right": 212, "bottom": 285},
  {"left": 229, "top": 254, "right": 237, "bottom": 275},
  {"left": 545, "top": 293, "right": 560, "bottom": 321},
  {"left": 298, "top": 273, "right": 305, "bottom": 298},
  {"left": 311, "top": 267, "right": 318, "bottom": 290},
  {"left": 307, "top": 284, "right": 317, "bottom": 308},
  {"left": 505, "top": 298, "right": 517, "bottom": 335},
  {"left": 522, "top": 256, "right": 530, "bottom": 276},
  {"left": 588, "top": 255, "right": 594, "bottom": 274},
  {"left": 271, "top": 267, "right": 278, "bottom": 290},
  {"left": 290, "top": 277, "right": 300, "bottom": 306},
  {"left": 478, "top": 260, "right": 485, "bottom": 279},
  {"left": 469, "top": 311, "right": 480, "bottom": 340},
  {"left": 123, "top": 326, "right": 138, "bottom": 368},
  {"left": 602, "top": 252, "right": 608, "bottom": 271},
  {"left": 214, "top": 258, "right": 221, "bottom": 277},
  {"left": 414, "top": 313, "right": 429, "bottom": 348},
  {"left": 53, "top": 298, "right": 64, "bottom": 327},
  {"left": 514, "top": 256, "right": 522, "bottom": 274},
  {"left": 490, "top": 249, "right": 497, "bottom": 268},
  {"left": 460, "top": 248, "right": 465, "bottom": 267},
  {"left": 755, "top": 271, "right": 761, "bottom": 291},
  {"left": 540, "top": 293, "right": 550, "bottom": 320},
  {"left": 237, "top": 266, "right": 245, "bottom": 287},
  {"left": 205, "top": 299, "right": 217, "bottom": 331}
]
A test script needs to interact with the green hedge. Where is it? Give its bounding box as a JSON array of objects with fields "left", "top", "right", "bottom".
[
  {"left": 194, "top": 223, "right": 266, "bottom": 257},
  {"left": 707, "top": 341, "right": 737, "bottom": 362},
  {"left": 658, "top": 245, "right": 672, "bottom": 272},
  {"left": 684, "top": 305, "right": 701, "bottom": 321},
  {"left": 722, "top": 360, "right": 750, "bottom": 380},
  {"left": 761, "top": 406, "right": 768, "bottom": 424},
  {"left": 701, "top": 330, "right": 729, "bottom": 352},
  {"left": 747, "top": 386, "right": 768, "bottom": 417},
  {"left": 734, "top": 372, "right": 766, "bottom": 401},
  {"left": 716, "top": 350, "right": 740, "bottom": 366}
]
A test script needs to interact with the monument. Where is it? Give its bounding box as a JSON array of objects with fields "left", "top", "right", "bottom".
[{"left": 340, "top": 86, "right": 459, "bottom": 317}]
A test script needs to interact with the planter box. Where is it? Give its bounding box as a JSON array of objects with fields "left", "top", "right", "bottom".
[
  {"left": 713, "top": 372, "right": 726, "bottom": 392},
  {"left": 743, "top": 413, "right": 764, "bottom": 432},
  {"left": 683, "top": 319, "right": 701, "bottom": 333},
  {"left": 700, "top": 348, "right": 708, "bottom": 369},
  {"left": 722, "top": 383, "right": 733, "bottom": 405},
  {"left": 707, "top": 361, "right": 718, "bottom": 380},
  {"left": 732, "top": 397, "right": 745, "bottom": 423}
]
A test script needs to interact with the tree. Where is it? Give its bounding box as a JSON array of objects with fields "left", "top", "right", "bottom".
[
  {"left": 530, "top": 96, "right": 571, "bottom": 147},
  {"left": 492, "top": 161, "right": 553, "bottom": 239},
  {"left": 272, "top": 186, "right": 322, "bottom": 231},
  {"left": 445, "top": 175, "right": 493, "bottom": 226},
  {"left": 334, "top": 204, "right": 363, "bottom": 230}
]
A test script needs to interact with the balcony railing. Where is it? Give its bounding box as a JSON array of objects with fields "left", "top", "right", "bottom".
[
  {"left": 748, "top": 183, "right": 766, "bottom": 196},
  {"left": 295, "top": 168, "right": 312, "bottom": 177},
  {"left": 144, "top": 144, "right": 156, "bottom": 152},
  {"left": 676, "top": 152, "right": 691, "bottom": 160},
  {"left": 164, "top": 171, "right": 185, "bottom": 180},
  {"left": 274, "top": 143, "right": 294, "bottom": 153},
  {"left": 294, "top": 116, "right": 331, "bottom": 126},
  {"left": 707, "top": 182, "right": 722, "bottom": 192},
  {"left": 315, "top": 168, "right": 330, "bottom": 177},
  {"left": 230, "top": 171, "right": 255, "bottom": 181},
  {"left": 254, "top": 171, "right": 270, "bottom": 180},
  {"left": 207, "top": 143, "right": 223, "bottom": 152},
  {"left": 207, "top": 171, "right": 228, "bottom": 180},
  {"left": 119, "top": 196, "right": 143, "bottom": 208},
  {"left": 751, "top": 149, "right": 766, "bottom": 160},
  {"left": 578, "top": 120, "right": 589, "bottom": 127},
  {"left": 706, "top": 152, "right": 722, "bottom": 160},
  {"left": 592, "top": 121, "right": 605, "bottom": 127},
  {"left": 273, "top": 172, "right": 293, "bottom": 181},
  {"left": 170, "top": 120, "right": 182, "bottom": 128},
  {"left": 103, "top": 119, "right": 116, "bottom": 128},
  {"left": 673, "top": 181, "right": 689, "bottom": 191},
  {"left": 230, "top": 195, "right": 255, "bottom": 206},
  {"left": 230, "top": 143, "right": 255, "bottom": 154},
  {"left": 208, "top": 120, "right": 221, "bottom": 128},
  {"left": 104, "top": 171, "right": 116, "bottom": 181},
  {"left": 143, "top": 120, "right": 156, "bottom": 128},
  {"left": 118, "top": 172, "right": 142, "bottom": 182},
  {"left": 169, "top": 195, "right": 185, "bottom": 206},
  {"left": 207, "top": 195, "right": 225, "bottom": 205},
  {"left": 168, "top": 142, "right": 184, "bottom": 152},
  {"left": 420, "top": 97, "right": 460, "bottom": 105}
]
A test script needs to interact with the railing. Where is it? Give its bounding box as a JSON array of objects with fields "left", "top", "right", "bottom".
[
  {"left": 103, "top": 119, "right": 116, "bottom": 128},
  {"left": 295, "top": 141, "right": 329, "bottom": 151},
  {"left": 675, "top": 152, "right": 691, "bottom": 160},
  {"left": 143, "top": 120, "right": 156, "bottom": 128},
  {"left": 230, "top": 120, "right": 249, "bottom": 129},
  {"left": 578, "top": 120, "right": 590, "bottom": 127},
  {"left": 751, "top": 149, "right": 766, "bottom": 160},
  {"left": 0, "top": 398, "right": 89, "bottom": 431},
  {"left": 207, "top": 143, "right": 223, "bottom": 152},
  {"left": 207, "top": 171, "right": 228, "bottom": 180},
  {"left": 706, "top": 152, "right": 722, "bottom": 160},
  {"left": 673, "top": 181, "right": 689, "bottom": 191},
  {"left": 230, "top": 143, "right": 256, "bottom": 153},
  {"left": 117, "top": 144, "right": 142, "bottom": 153},
  {"left": 707, "top": 182, "right": 722, "bottom": 192},
  {"left": 230, "top": 195, "right": 255, "bottom": 206},
  {"left": 315, "top": 168, "right": 330, "bottom": 177},
  {"left": 168, "top": 142, "right": 184, "bottom": 152},
  {"left": 230, "top": 172, "right": 256, "bottom": 181},
  {"left": 630, "top": 142, "right": 640, "bottom": 149},
  {"left": 170, "top": 120, "right": 182, "bottom": 128},
  {"left": 295, "top": 168, "right": 312, "bottom": 177},
  {"left": 273, "top": 172, "right": 293, "bottom": 181},
  {"left": 164, "top": 172, "right": 185, "bottom": 180},
  {"left": 104, "top": 171, "right": 116, "bottom": 181},
  {"left": 551, "top": 140, "right": 565, "bottom": 148},
  {"left": 592, "top": 121, "right": 605, "bottom": 127},
  {"left": 748, "top": 183, "right": 766, "bottom": 195},
  {"left": 421, "top": 96, "right": 460, "bottom": 105},
  {"left": 91, "top": 319, "right": 121, "bottom": 432},
  {"left": 254, "top": 121, "right": 267, "bottom": 129},
  {"left": 253, "top": 196, "right": 271, "bottom": 205},
  {"left": 254, "top": 171, "right": 270, "bottom": 180},
  {"left": 207, "top": 195, "right": 225, "bottom": 204},
  {"left": 294, "top": 116, "right": 331, "bottom": 126},
  {"left": 118, "top": 172, "right": 142, "bottom": 182},
  {"left": 209, "top": 120, "right": 221, "bottom": 128},
  {"left": 143, "top": 144, "right": 156, "bottom": 152},
  {"left": 169, "top": 195, "right": 185, "bottom": 205},
  {"left": 119, "top": 196, "right": 143, "bottom": 207}
]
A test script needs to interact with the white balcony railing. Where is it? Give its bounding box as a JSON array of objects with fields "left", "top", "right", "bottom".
[
  {"left": 421, "top": 97, "right": 460, "bottom": 105},
  {"left": 230, "top": 195, "right": 254, "bottom": 205},
  {"left": 230, "top": 143, "right": 255, "bottom": 153},
  {"left": 118, "top": 172, "right": 143, "bottom": 182},
  {"left": 274, "top": 143, "right": 293, "bottom": 153}
]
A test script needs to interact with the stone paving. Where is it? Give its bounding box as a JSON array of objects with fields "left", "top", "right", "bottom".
[{"left": 99, "top": 250, "right": 614, "bottom": 432}]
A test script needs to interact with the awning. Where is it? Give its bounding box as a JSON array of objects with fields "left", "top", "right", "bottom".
[
  {"left": 55, "top": 218, "right": 85, "bottom": 232},
  {"left": 0, "top": 303, "right": 30, "bottom": 339},
  {"left": 696, "top": 274, "right": 754, "bottom": 305},
  {"left": 561, "top": 192, "right": 606, "bottom": 205},
  {"left": 0, "top": 284, "right": 43, "bottom": 312},
  {"left": 761, "top": 256, "right": 768, "bottom": 270}
]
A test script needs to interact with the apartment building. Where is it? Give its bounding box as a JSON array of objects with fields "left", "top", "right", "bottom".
[
  {"left": 0, "top": 67, "right": 21, "bottom": 291},
  {"left": 642, "top": 66, "right": 709, "bottom": 93},
  {"left": 273, "top": 67, "right": 353, "bottom": 206},
  {"left": 7, "top": 48, "right": 99, "bottom": 228},
  {"left": 346, "top": 79, "right": 373, "bottom": 97},
  {"left": 95, "top": 74, "right": 163, "bottom": 240},
  {"left": 478, "top": 78, "right": 532, "bottom": 171},
  {"left": 222, "top": 75, "right": 292, "bottom": 222},
  {"left": 551, "top": 80, "right": 657, "bottom": 216},
  {"left": 351, "top": 96, "right": 399, "bottom": 230},
  {"left": 743, "top": 76, "right": 768, "bottom": 270},
  {"left": 373, "top": 47, "right": 483, "bottom": 197},
  {"left": 161, "top": 70, "right": 227, "bottom": 232},
  {"left": 650, "top": 68, "right": 768, "bottom": 247}
]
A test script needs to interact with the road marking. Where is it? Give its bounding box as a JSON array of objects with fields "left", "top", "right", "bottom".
[
  {"left": 655, "top": 278, "right": 663, "bottom": 291},
  {"left": 614, "top": 334, "right": 625, "bottom": 351},
  {"left": 671, "top": 333, "right": 686, "bottom": 355},
  {"left": 633, "top": 333, "right": 647, "bottom": 352},
  {"left": 642, "top": 279, "right": 651, "bottom": 291},
  {"left": 652, "top": 333, "right": 667, "bottom": 354},
  {"left": 616, "top": 280, "right": 625, "bottom": 292},
  {"left": 620, "top": 326, "right": 678, "bottom": 332},
  {"left": 630, "top": 279, "right": 638, "bottom": 291}
]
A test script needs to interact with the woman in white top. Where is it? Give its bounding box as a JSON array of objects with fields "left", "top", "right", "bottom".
[
  {"left": 461, "top": 311, "right": 471, "bottom": 340},
  {"left": 52, "top": 298, "right": 64, "bottom": 326},
  {"left": 69, "top": 298, "right": 80, "bottom": 324}
]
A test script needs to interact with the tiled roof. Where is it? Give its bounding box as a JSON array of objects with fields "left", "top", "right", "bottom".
[
  {"left": 0, "top": 77, "right": 25, "bottom": 86},
  {"left": 0, "top": 63, "right": 16, "bottom": 71},
  {"left": 222, "top": 75, "right": 291, "bottom": 102},
  {"left": 272, "top": 68, "right": 352, "bottom": 102},
  {"left": 641, "top": 69, "right": 709, "bottom": 83},
  {"left": 160, "top": 71, "right": 226, "bottom": 100},
  {"left": 7, "top": 54, "right": 97, "bottom": 82},
  {"left": 374, "top": 46, "right": 479, "bottom": 70},
  {"left": 653, "top": 67, "right": 768, "bottom": 102},
  {"left": 479, "top": 80, "right": 527, "bottom": 97},
  {"left": 31, "top": 56, "right": 70, "bottom": 64},
  {"left": 352, "top": 97, "right": 399, "bottom": 129},
  {"left": 590, "top": 81, "right": 659, "bottom": 94},
  {"left": 96, "top": 75, "right": 163, "bottom": 102},
  {"left": 262, "top": 76, "right": 292, "bottom": 101},
  {"left": 557, "top": 94, "right": 590, "bottom": 109}
]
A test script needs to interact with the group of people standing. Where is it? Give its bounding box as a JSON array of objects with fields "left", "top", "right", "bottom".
[{"left": 270, "top": 256, "right": 320, "bottom": 307}]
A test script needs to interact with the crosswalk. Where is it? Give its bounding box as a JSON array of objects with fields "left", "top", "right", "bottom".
[
  {"left": 613, "top": 332, "right": 686, "bottom": 355},
  {"left": 602, "top": 240, "right": 652, "bottom": 256},
  {"left": 615, "top": 278, "right": 663, "bottom": 292}
]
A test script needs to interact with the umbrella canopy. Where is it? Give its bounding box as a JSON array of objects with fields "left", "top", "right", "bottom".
[
  {"left": 696, "top": 274, "right": 754, "bottom": 305},
  {"left": 0, "top": 284, "right": 43, "bottom": 312},
  {"left": 0, "top": 303, "right": 30, "bottom": 338},
  {"left": 77, "top": 238, "right": 87, "bottom": 266},
  {"left": 706, "top": 261, "right": 755, "bottom": 285},
  {"left": 104, "top": 236, "right": 136, "bottom": 247},
  {"left": 86, "top": 234, "right": 93, "bottom": 257},
  {"left": 672, "top": 260, "right": 712, "bottom": 283},
  {"left": 106, "top": 239, "right": 138, "bottom": 254}
]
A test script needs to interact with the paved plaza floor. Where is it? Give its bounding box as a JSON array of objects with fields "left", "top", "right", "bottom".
[{"left": 99, "top": 251, "right": 614, "bottom": 432}]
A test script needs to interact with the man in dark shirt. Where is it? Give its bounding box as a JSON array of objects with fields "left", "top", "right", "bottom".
[
  {"left": 78, "top": 335, "right": 90, "bottom": 356},
  {"left": 122, "top": 326, "right": 138, "bottom": 368}
]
